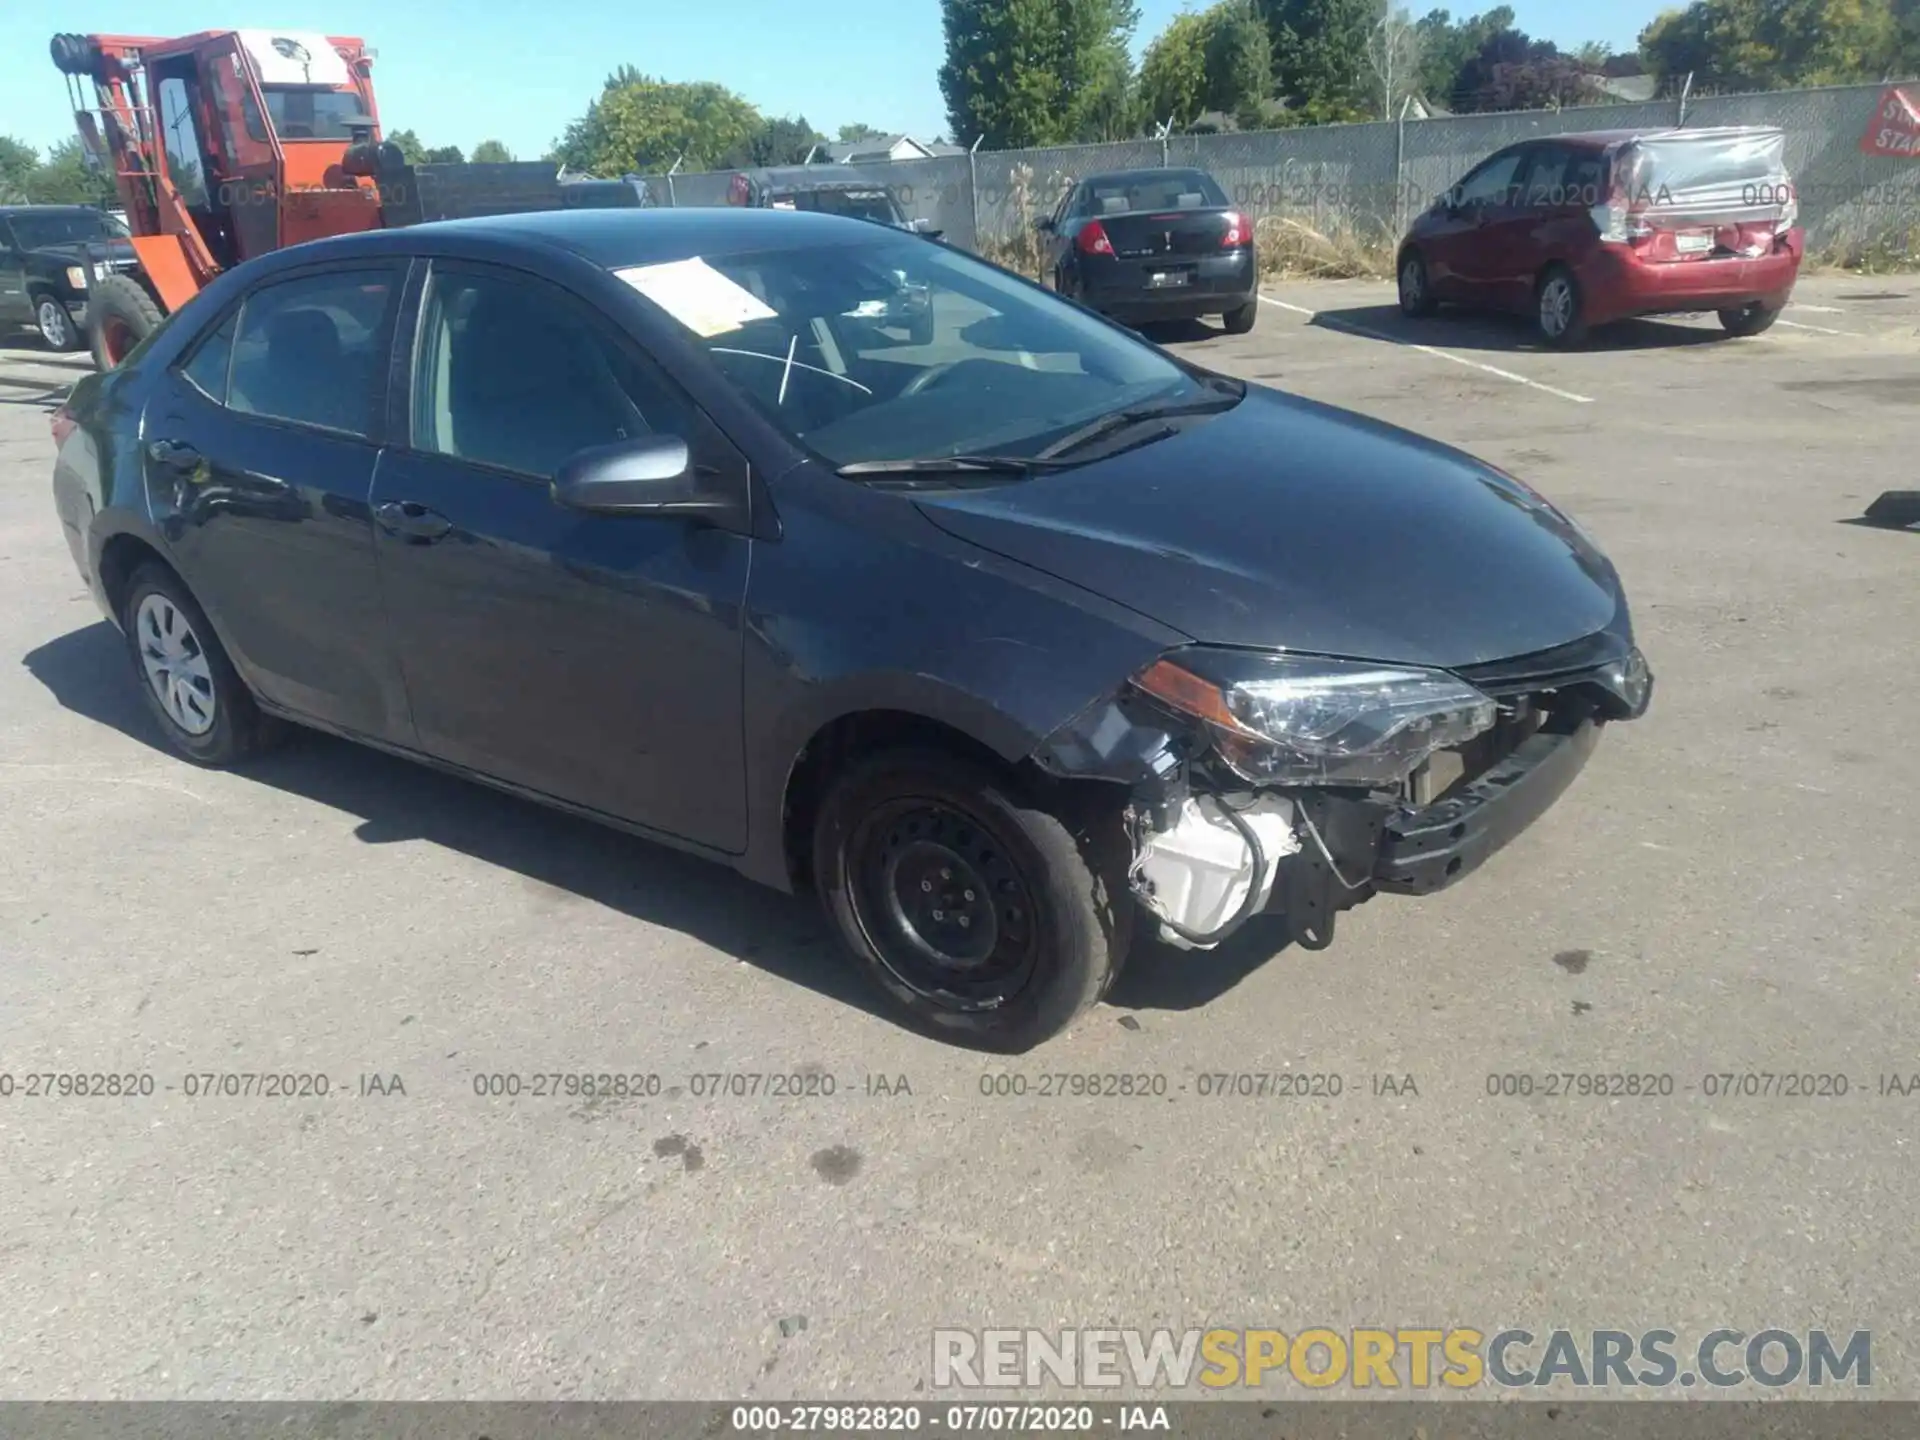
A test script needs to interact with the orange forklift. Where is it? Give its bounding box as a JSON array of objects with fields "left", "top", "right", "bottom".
[{"left": 49, "top": 28, "right": 646, "bottom": 369}]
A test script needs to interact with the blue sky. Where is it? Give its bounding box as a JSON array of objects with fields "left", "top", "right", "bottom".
[{"left": 4, "top": 0, "right": 1656, "bottom": 162}]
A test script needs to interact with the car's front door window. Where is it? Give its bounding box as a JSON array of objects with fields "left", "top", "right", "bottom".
[{"left": 412, "top": 266, "right": 691, "bottom": 480}]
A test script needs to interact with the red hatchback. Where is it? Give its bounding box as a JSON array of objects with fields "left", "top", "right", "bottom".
[{"left": 1397, "top": 127, "right": 1805, "bottom": 346}]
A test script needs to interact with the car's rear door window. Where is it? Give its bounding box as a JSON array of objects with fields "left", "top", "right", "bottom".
[
  {"left": 410, "top": 265, "right": 693, "bottom": 481},
  {"left": 177, "top": 312, "right": 238, "bottom": 403},
  {"left": 227, "top": 267, "right": 399, "bottom": 437}
]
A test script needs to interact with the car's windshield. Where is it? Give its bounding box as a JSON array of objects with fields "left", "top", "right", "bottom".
[
  {"left": 1085, "top": 170, "right": 1229, "bottom": 214},
  {"left": 613, "top": 235, "right": 1209, "bottom": 467},
  {"left": 262, "top": 86, "right": 366, "bottom": 139},
  {"left": 792, "top": 189, "right": 902, "bottom": 225},
  {"left": 10, "top": 210, "right": 129, "bottom": 248}
]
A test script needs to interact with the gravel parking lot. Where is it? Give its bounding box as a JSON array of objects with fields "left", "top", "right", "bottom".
[{"left": 2, "top": 274, "right": 1918, "bottom": 1402}]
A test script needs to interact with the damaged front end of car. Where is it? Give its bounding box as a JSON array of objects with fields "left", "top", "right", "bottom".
[{"left": 1033, "top": 635, "right": 1653, "bottom": 952}]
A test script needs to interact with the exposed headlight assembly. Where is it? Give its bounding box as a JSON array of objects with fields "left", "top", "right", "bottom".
[
  {"left": 1133, "top": 649, "right": 1498, "bottom": 788},
  {"left": 66, "top": 265, "right": 89, "bottom": 290}
]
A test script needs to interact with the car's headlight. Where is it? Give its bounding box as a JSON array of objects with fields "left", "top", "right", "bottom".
[
  {"left": 66, "top": 265, "right": 88, "bottom": 290},
  {"left": 1133, "top": 649, "right": 1498, "bottom": 787}
]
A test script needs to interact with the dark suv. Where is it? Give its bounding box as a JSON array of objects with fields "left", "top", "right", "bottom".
[{"left": 1, "top": 204, "right": 139, "bottom": 351}]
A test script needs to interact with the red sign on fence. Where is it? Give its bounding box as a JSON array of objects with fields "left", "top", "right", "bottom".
[{"left": 1860, "top": 84, "right": 1920, "bottom": 157}]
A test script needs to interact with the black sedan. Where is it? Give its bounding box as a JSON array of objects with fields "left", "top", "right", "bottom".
[
  {"left": 1035, "top": 167, "right": 1260, "bottom": 333},
  {"left": 50, "top": 206, "right": 1651, "bottom": 1050}
]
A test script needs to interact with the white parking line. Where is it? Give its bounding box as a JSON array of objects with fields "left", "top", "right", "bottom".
[
  {"left": 1258, "top": 295, "right": 1595, "bottom": 404},
  {"left": 1776, "top": 317, "right": 1857, "bottom": 336},
  {"left": 1790, "top": 303, "right": 1846, "bottom": 313}
]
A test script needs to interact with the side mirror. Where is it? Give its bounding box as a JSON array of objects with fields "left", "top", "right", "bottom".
[
  {"left": 1033, "top": 216, "right": 1054, "bottom": 234},
  {"left": 550, "top": 434, "right": 744, "bottom": 528}
]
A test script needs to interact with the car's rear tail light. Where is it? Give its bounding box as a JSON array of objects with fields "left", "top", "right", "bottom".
[
  {"left": 1221, "top": 211, "right": 1249, "bottom": 247},
  {"left": 1076, "top": 220, "right": 1115, "bottom": 256},
  {"left": 727, "top": 173, "right": 751, "bottom": 206},
  {"left": 50, "top": 401, "right": 77, "bottom": 448}
]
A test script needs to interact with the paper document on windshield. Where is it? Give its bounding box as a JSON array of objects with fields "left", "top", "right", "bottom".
[{"left": 614, "top": 257, "right": 777, "bottom": 338}]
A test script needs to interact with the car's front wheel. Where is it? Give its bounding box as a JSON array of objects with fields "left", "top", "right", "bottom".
[
  {"left": 813, "top": 748, "right": 1131, "bottom": 1051},
  {"left": 1718, "top": 301, "right": 1782, "bottom": 337},
  {"left": 121, "top": 563, "right": 285, "bottom": 766},
  {"left": 34, "top": 293, "right": 83, "bottom": 351}
]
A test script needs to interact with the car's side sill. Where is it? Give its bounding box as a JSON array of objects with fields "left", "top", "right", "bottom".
[{"left": 251, "top": 700, "right": 750, "bottom": 873}]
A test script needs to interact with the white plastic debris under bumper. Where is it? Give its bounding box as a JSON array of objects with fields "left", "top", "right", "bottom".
[{"left": 1133, "top": 794, "right": 1301, "bottom": 949}]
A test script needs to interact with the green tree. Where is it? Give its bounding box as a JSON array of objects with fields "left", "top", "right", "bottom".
[
  {"left": 0, "top": 136, "right": 40, "bottom": 203},
  {"left": 1257, "top": 0, "right": 1377, "bottom": 121},
  {"left": 470, "top": 139, "right": 514, "bottom": 162},
  {"left": 422, "top": 144, "right": 465, "bottom": 163},
  {"left": 569, "top": 77, "right": 762, "bottom": 173},
  {"left": 719, "top": 115, "right": 825, "bottom": 167},
  {"left": 385, "top": 127, "right": 427, "bottom": 163},
  {"left": 1140, "top": 12, "right": 1212, "bottom": 129},
  {"left": 1640, "top": 0, "right": 1899, "bottom": 89},
  {"left": 837, "top": 122, "right": 889, "bottom": 141},
  {"left": 23, "top": 138, "right": 118, "bottom": 206},
  {"left": 939, "top": 0, "right": 1142, "bottom": 147},
  {"left": 1413, "top": 6, "right": 1513, "bottom": 108},
  {"left": 1204, "top": 0, "right": 1276, "bottom": 125}
]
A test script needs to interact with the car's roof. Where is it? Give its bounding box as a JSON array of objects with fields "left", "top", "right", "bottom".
[{"left": 275, "top": 205, "right": 904, "bottom": 271}]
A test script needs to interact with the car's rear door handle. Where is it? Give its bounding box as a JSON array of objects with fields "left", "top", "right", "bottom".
[
  {"left": 146, "top": 438, "right": 201, "bottom": 469},
  {"left": 375, "top": 500, "right": 452, "bottom": 543}
]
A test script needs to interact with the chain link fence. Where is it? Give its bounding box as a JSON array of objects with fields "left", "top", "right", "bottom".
[{"left": 634, "top": 80, "right": 1918, "bottom": 265}]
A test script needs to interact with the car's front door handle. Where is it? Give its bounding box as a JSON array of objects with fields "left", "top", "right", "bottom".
[
  {"left": 146, "top": 438, "right": 201, "bottom": 469},
  {"left": 374, "top": 500, "right": 452, "bottom": 544}
]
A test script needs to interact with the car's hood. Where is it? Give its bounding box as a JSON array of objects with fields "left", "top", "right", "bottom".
[
  {"left": 27, "top": 239, "right": 138, "bottom": 267},
  {"left": 912, "top": 385, "right": 1626, "bottom": 671}
]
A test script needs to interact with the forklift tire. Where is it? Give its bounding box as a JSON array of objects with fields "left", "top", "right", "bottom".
[{"left": 89, "top": 272, "right": 165, "bottom": 371}]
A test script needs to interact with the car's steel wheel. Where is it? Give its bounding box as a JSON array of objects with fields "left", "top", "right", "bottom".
[
  {"left": 1539, "top": 276, "right": 1575, "bottom": 338},
  {"left": 1399, "top": 257, "right": 1424, "bottom": 309},
  {"left": 37, "top": 298, "right": 73, "bottom": 349},
  {"left": 136, "top": 592, "right": 217, "bottom": 736},
  {"left": 847, "top": 798, "right": 1039, "bottom": 1011}
]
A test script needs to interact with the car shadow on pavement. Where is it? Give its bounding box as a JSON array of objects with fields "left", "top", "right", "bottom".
[
  {"left": 25, "top": 620, "right": 1299, "bottom": 1028},
  {"left": 1311, "top": 303, "right": 1735, "bottom": 354},
  {"left": 23, "top": 620, "right": 882, "bottom": 1020},
  {"left": 1108, "top": 917, "right": 1298, "bottom": 1012}
]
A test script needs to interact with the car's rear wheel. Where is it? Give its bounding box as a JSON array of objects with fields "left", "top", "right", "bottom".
[
  {"left": 1535, "top": 265, "right": 1589, "bottom": 348},
  {"left": 1398, "top": 250, "right": 1437, "bottom": 317},
  {"left": 1223, "top": 298, "right": 1258, "bottom": 334},
  {"left": 812, "top": 748, "right": 1131, "bottom": 1051},
  {"left": 33, "top": 292, "right": 82, "bottom": 351},
  {"left": 121, "top": 563, "right": 285, "bottom": 766},
  {"left": 1718, "top": 301, "right": 1782, "bottom": 337},
  {"left": 89, "top": 271, "right": 164, "bottom": 370}
]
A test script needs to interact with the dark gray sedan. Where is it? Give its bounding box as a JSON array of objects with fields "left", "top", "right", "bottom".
[{"left": 49, "top": 206, "right": 1650, "bottom": 1050}]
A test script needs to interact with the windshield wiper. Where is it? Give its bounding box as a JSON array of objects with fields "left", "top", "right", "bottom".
[
  {"left": 1035, "top": 390, "right": 1241, "bottom": 461},
  {"left": 837, "top": 454, "right": 1078, "bottom": 478}
]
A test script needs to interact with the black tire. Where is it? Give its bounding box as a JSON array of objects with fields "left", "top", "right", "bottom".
[
  {"left": 1223, "top": 298, "right": 1258, "bottom": 334},
  {"left": 120, "top": 562, "right": 286, "bottom": 766},
  {"left": 1534, "top": 264, "right": 1589, "bottom": 348},
  {"left": 812, "top": 747, "right": 1132, "bottom": 1051},
  {"left": 89, "top": 271, "right": 165, "bottom": 370},
  {"left": 31, "top": 290, "right": 83, "bottom": 351},
  {"left": 1718, "top": 301, "right": 1782, "bottom": 337},
  {"left": 1397, "top": 249, "right": 1437, "bottom": 317}
]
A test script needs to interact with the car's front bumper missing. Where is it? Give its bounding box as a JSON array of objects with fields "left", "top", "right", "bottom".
[{"left": 1373, "top": 718, "right": 1600, "bottom": 896}]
